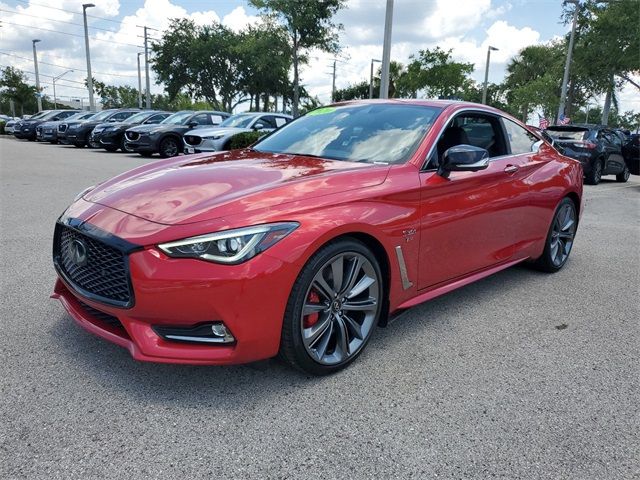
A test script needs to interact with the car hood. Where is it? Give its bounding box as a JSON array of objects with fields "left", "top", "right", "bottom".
[
  {"left": 127, "top": 124, "right": 182, "bottom": 134},
  {"left": 188, "top": 127, "right": 250, "bottom": 137},
  {"left": 83, "top": 149, "right": 389, "bottom": 225}
]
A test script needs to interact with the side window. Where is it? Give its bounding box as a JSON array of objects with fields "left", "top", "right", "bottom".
[
  {"left": 146, "top": 114, "right": 166, "bottom": 124},
  {"left": 257, "top": 116, "right": 278, "bottom": 129},
  {"left": 273, "top": 116, "right": 288, "bottom": 128},
  {"left": 210, "top": 114, "right": 224, "bottom": 125},
  {"left": 59, "top": 111, "right": 75, "bottom": 119},
  {"left": 191, "top": 113, "right": 211, "bottom": 125},
  {"left": 503, "top": 118, "right": 539, "bottom": 154},
  {"left": 113, "top": 111, "right": 134, "bottom": 121}
]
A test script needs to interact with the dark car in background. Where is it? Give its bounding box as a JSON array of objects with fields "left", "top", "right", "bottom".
[
  {"left": 63, "top": 109, "right": 139, "bottom": 148},
  {"left": 89, "top": 110, "right": 172, "bottom": 153},
  {"left": 545, "top": 124, "right": 629, "bottom": 184},
  {"left": 622, "top": 133, "right": 639, "bottom": 175},
  {"left": 124, "top": 110, "right": 229, "bottom": 158},
  {"left": 15, "top": 110, "right": 79, "bottom": 141},
  {"left": 37, "top": 111, "right": 95, "bottom": 143}
]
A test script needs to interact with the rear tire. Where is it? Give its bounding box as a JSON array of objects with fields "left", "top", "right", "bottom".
[
  {"left": 279, "top": 239, "right": 383, "bottom": 375},
  {"left": 616, "top": 165, "right": 630, "bottom": 183},
  {"left": 532, "top": 197, "right": 577, "bottom": 273},
  {"left": 585, "top": 158, "right": 603, "bottom": 185}
]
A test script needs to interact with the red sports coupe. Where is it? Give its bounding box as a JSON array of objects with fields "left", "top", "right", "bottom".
[{"left": 52, "top": 100, "right": 583, "bottom": 375}]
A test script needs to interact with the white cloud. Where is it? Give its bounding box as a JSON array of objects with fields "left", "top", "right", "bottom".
[
  {"left": 423, "top": 0, "right": 492, "bottom": 38},
  {"left": 221, "top": 6, "right": 259, "bottom": 33}
]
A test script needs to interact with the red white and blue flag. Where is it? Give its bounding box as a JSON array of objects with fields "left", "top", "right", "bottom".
[
  {"left": 558, "top": 114, "right": 571, "bottom": 125},
  {"left": 539, "top": 117, "right": 549, "bottom": 129}
]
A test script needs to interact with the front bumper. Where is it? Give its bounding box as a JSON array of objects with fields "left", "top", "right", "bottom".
[
  {"left": 42, "top": 128, "right": 58, "bottom": 142},
  {"left": 124, "top": 134, "right": 158, "bottom": 153},
  {"left": 52, "top": 215, "right": 297, "bottom": 365},
  {"left": 184, "top": 138, "right": 225, "bottom": 154},
  {"left": 99, "top": 131, "right": 121, "bottom": 147}
]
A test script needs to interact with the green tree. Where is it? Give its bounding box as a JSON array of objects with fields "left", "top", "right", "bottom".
[
  {"left": 399, "top": 48, "right": 474, "bottom": 99},
  {"left": 92, "top": 80, "right": 139, "bottom": 108},
  {"left": 250, "top": 0, "right": 345, "bottom": 117},
  {"left": 0, "top": 67, "right": 38, "bottom": 115},
  {"left": 567, "top": 0, "right": 640, "bottom": 124}
]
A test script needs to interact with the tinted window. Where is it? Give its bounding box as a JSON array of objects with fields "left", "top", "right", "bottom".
[
  {"left": 162, "top": 112, "right": 193, "bottom": 125},
  {"left": 503, "top": 118, "right": 539, "bottom": 154},
  {"left": 112, "top": 111, "right": 136, "bottom": 121},
  {"left": 146, "top": 113, "right": 169, "bottom": 124},
  {"left": 190, "top": 113, "right": 212, "bottom": 126},
  {"left": 255, "top": 104, "right": 440, "bottom": 164},
  {"left": 257, "top": 116, "right": 278, "bottom": 129},
  {"left": 58, "top": 111, "right": 77, "bottom": 119},
  {"left": 547, "top": 128, "right": 588, "bottom": 141},
  {"left": 220, "top": 114, "right": 256, "bottom": 128}
]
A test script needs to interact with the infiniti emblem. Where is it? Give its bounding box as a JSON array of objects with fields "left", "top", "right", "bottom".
[{"left": 70, "top": 239, "right": 88, "bottom": 267}]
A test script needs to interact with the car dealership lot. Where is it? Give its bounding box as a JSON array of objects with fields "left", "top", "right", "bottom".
[{"left": 1, "top": 137, "right": 638, "bottom": 479}]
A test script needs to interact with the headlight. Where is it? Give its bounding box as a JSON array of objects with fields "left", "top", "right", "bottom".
[
  {"left": 158, "top": 222, "right": 299, "bottom": 264},
  {"left": 203, "top": 135, "right": 224, "bottom": 140},
  {"left": 73, "top": 185, "right": 95, "bottom": 202}
]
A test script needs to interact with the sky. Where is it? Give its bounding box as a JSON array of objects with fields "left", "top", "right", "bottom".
[{"left": 1, "top": 0, "right": 638, "bottom": 116}]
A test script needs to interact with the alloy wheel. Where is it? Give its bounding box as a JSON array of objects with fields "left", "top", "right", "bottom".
[
  {"left": 550, "top": 203, "right": 576, "bottom": 267},
  {"left": 161, "top": 138, "right": 178, "bottom": 157},
  {"left": 301, "top": 252, "right": 380, "bottom": 365}
]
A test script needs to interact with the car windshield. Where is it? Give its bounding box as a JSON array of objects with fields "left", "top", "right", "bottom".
[
  {"left": 125, "top": 112, "right": 153, "bottom": 123},
  {"left": 546, "top": 128, "right": 589, "bottom": 141},
  {"left": 90, "top": 110, "right": 115, "bottom": 122},
  {"left": 161, "top": 111, "right": 193, "bottom": 125},
  {"left": 219, "top": 114, "right": 256, "bottom": 128},
  {"left": 28, "top": 111, "right": 49, "bottom": 120},
  {"left": 40, "top": 111, "right": 63, "bottom": 120},
  {"left": 65, "top": 112, "right": 91, "bottom": 122},
  {"left": 254, "top": 104, "right": 441, "bottom": 164}
]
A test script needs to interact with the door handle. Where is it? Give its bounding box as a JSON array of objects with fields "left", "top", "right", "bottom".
[{"left": 504, "top": 164, "right": 519, "bottom": 174}]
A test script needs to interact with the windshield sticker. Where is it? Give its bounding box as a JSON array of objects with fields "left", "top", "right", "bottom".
[{"left": 308, "top": 107, "right": 336, "bottom": 116}]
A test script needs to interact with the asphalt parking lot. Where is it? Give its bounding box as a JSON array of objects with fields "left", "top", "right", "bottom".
[{"left": 1, "top": 136, "right": 638, "bottom": 479}]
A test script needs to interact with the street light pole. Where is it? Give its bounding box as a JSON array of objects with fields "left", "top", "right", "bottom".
[
  {"left": 144, "top": 26, "right": 151, "bottom": 109},
  {"left": 379, "top": 0, "right": 394, "bottom": 99},
  {"left": 369, "top": 59, "right": 381, "bottom": 99},
  {"left": 52, "top": 70, "right": 73, "bottom": 109},
  {"left": 82, "top": 3, "right": 96, "bottom": 111},
  {"left": 481, "top": 46, "right": 498, "bottom": 104},
  {"left": 557, "top": 0, "right": 580, "bottom": 123},
  {"left": 137, "top": 52, "right": 144, "bottom": 109},
  {"left": 32, "top": 39, "right": 42, "bottom": 112}
]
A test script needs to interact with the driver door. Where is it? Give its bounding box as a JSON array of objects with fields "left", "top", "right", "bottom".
[{"left": 417, "top": 112, "right": 531, "bottom": 289}]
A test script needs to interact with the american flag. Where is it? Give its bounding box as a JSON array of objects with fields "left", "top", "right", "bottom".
[
  {"left": 559, "top": 114, "right": 571, "bottom": 125},
  {"left": 539, "top": 117, "right": 549, "bottom": 129}
]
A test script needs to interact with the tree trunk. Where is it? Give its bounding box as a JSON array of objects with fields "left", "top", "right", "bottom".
[
  {"left": 249, "top": 94, "right": 253, "bottom": 111},
  {"left": 521, "top": 103, "right": 528, "bottom": 123},
  {"left": 292, "top": 30, "right": 299, "bottom": 117},
  {"left": 601, "top": 88, "right": 612, "bottom": 126},
  {"left": 263, "top": 93, "right": 269, "bottom": 112},
  {"left": 255, "top": 94, "right": 260, "bottom": 112}
]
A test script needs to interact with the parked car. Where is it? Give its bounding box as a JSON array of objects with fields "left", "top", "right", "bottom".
[
  {"left": 38, "top": 111, "right": 97, "bottom": 143},
  {"left": 35, "top": 110, "right": 81, "bottom": 141},
  {"left": 52, "top": 100, "right": 583, "bottom": 375},
  {"left": 89, "top": 110, "right": 172, "bottom": 153},
  {"left": 622, "top": 133, "right": 639, "bottom": 175},
  {"left": 183, "top": 112, "right": 292, "bottom": 153},
  {"left": 5, "top": 119, "right": 18, "bottom": 134},
  {"left": 545, "top": 124, "right": 629, "bottom": 184},
  {"left": 14, "top": 110, "right": 79, "bottom": 140},
  {"left": 63, "top": 109, "right": 140, "bottom": 148},
  {"left": 13, "top": 111, "right": 50, "bottom": 137},
  {"left": 124, "top": 110, "right": 229, "bottom": 157}
]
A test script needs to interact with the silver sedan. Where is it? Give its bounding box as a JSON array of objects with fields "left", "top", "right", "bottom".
[{"left": 183, "top": 112, "right": 292, "bottom": 153}]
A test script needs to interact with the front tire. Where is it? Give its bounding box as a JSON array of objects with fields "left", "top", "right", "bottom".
[
  {"left": 533, "top": 197, "right": 577, "bottom": 273},
  {"left": 279, "top": 239, "right": 383, "bottom": 375},
  {"left": 159, "top": 137, "right": 180, "bottom": 158},
  {"left": 585, "top": 158, "right": 603, "bottom": 185},
  {"left": 616, "top": 165, "right": 630, "bottom": 183}
]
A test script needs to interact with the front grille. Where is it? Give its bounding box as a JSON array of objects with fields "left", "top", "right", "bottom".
[
  {"left": 56, "top": 226, "right": 132, "bottom": 305},
  {"left": 58, "top": 124, "right": 68, "bottom": 132},
  {"left": 78, "top": 301, "right": 124, "bottom": 329},
  {"left": 125, "top": 131, "right": 140, "bottom": 141},
  {"left": 184, "top": 135, "right": 202, "bottom": 146}
]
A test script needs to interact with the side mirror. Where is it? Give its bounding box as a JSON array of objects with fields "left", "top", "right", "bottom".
[
  {"left": 438, "top": 144, "right": 489, "bottom": 178},
  {"left": 108, "top": 118, "right": 117, "bottom": 123},
  {"left": 187, "top": 121, "right": 199, "bottom": 128},
  {"left": 253, "top": 122, "right": 265, "bottom": 130}
]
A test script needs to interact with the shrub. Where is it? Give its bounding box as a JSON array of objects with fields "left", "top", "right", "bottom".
[
  {"left": 0, "top": 121, "right": 5, "bottom": 135},
  {"left": 227, "top": 131, "right": 265, "bottom": 150}
]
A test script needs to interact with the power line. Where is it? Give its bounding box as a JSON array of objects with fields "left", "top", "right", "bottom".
[
  {"left": 12, "top": 0, "right": 139, "bottom": 27},
  {"left": 0, "top": 52, "right": 139, "bottom": 79},
  {"left": 0, "top": 8, "right": 121, "bottom": 34},
  {"left": 2, "top": 20, "right": 143, "bottom": 49}
]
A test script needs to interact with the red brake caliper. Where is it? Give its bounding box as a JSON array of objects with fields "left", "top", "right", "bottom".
[{"left": 303, "top": 290, "right": 321, "bottom": 328}]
